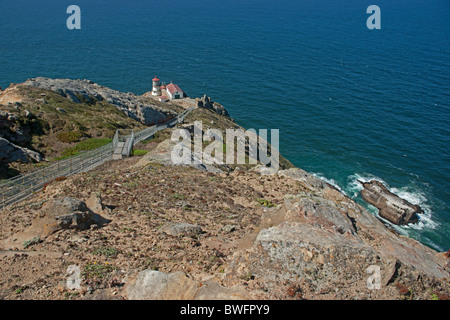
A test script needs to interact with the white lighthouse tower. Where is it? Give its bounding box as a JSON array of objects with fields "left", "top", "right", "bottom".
[{"left": 152, "top": 76, "right": 161, "bottom": 96}]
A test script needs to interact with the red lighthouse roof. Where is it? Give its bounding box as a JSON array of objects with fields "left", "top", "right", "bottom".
[{"left": 152, "top": 76, "right": 160, "bottom": 82}]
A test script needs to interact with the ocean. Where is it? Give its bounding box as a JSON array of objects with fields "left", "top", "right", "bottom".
[{"left": 0, "top": 0, "right": 449, "bottom": 251}]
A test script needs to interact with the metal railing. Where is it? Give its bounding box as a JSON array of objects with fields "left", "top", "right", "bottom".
[
  {"left": 122, "top": 130, "right": 135, "bottom": 157},
  {"left": 0, "top": 142, "right": 114, "bottom": 209},
  {"left": 0, "top": 106, "right": 195, "bottom": 209}
]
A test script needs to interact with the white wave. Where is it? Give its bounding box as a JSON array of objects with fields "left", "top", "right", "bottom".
[
  {"left": 389, "top": 186, "right": 438, "bottom": 231},
  {"left": 311, "top": 172, "right": 344, "bottom": 193},
  {"left": 346, "top": 173, "right": 384, "bottom": 199}
]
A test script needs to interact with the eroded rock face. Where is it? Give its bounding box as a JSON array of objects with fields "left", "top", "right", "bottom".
[
  {"left": 225, "top": 184, "right": 449, "bottom": 299},
  {"left": 196, "top": 95, "right": 230, "bottom": 117},
  {"left": 0, "top": 137, "right": 42, "bottom": 163},
  {"left": 23, "top": 77, "right": 175, "bottom": 125},
  {"left": 359, "top": 180, "right": 421, "bottom": 225},
  {"left": 125, "top": 270, "right": 250, "bottom": 300}
]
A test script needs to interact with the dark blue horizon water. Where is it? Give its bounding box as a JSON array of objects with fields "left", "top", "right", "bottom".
[{"left": 1, "top": 0, "right": 449, "bottom": 251}]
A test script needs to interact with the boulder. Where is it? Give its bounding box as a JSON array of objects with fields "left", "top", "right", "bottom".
[
  {"left": 194, "top": 280, "right": 250, "bottom": 300},
  {"left": 196, "top": 95, "right": 230, "bottom": 117},
  {"left": 159, "top": 222, "right": 203, "bottom": 237},
  {"left": 359, "top": 180, "right": 421, "bottom": 225},
  {"left": 125, "top": 270, "right": 250, "bottom": 300},
  {"left": 0, "top": 137, "right": 42, "bottom": 163},
  {"left": 278, "top": 168, "right": 328, "bottom": 191},
  {"left": 125, "top": 270, "right": 200, "bottom": 300},
  {"left": 0, "top": 197, "right": 102, "bottom": 249},
  {"left": 24, "top": 109, "right": 34, "bottom": 119},
  {"left": 32, "top": 197, "right": 96, "bottom": 237},
  {"left": 85, "top": 193, "right": 111, "bottom": 216},
  {"left": 85, "top": 193, "right": 112, "bottom": 226}
]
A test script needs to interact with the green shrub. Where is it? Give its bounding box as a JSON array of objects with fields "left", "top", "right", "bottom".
[
  {"left": 82, "top": 262, "right": 116, "bottom": 279},
  {"left": 59, "top": 138, "right": 112, "bottom": 158},
  {"left": 257, "top": 198, "right": 276, "bottom": 208},
  {"left": 92, "top": 246, "right": 119, "bottom": 258},
  {"left": 23, "top": 236, "right": 41, "bottom": 249},
  {"left": 56, "top": 131, "right": 83, "bottom": 143},
  {"left": 132, "top": 149, "right": 148, "bottom": 156}
]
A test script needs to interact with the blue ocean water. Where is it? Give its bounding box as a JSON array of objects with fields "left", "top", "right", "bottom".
[{"left": 0, "top": 0, "right": 449, "bottom": 251}]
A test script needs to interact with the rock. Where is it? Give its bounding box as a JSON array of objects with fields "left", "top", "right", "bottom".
[
  {"left": 250, "top": 164, "right": 279, "bottom": 175},
  {"left": 194, "top": 280, "right": 250, "bottom": 300},
  {"left": 135, "top": 138, "right": 223, "bottom": 173},
  {"left": 24, "top": 110, "right": 34, "bottom": 119},
  {"left": 359, "top": 180, "right": 421, "bottom": 225},
  {"left": 36, "top": 98, "right": 47, "bottom": 104},
  {"left": 222, "top": 224, "right": 236, "bottom": 233},
  {"left": 32, "top": 197, "right": 96, "bottom": 237},
  {"left": 382, "top": 259, "right": 400, "bottom": 286},
  {"left": 125, "top": 270, "right": 200, "bottom": 300},
  {"left": 159, "top": 222, "right": 203, "bottom": 237},
  {"left": 85, "top": 193, "right": 112, "bottom": 226},
  {"left": 137, "top": 105, "right": 168, "bottom": 126},
  {"left": 85, "top": 193, "right": 111, "bottom": 216},
  {"left": 278, "top": 168, "right": 327, "bottom": 191},
  {"left": 196, "top": 95, "right": 230, "bottom": 117},
  {"left": 228, "top": 220, "right": 378, "bottom": 299},
  {"left": 0, "top": 197, "right": 97, "bottom": 249},
  {"left": 85, "top": 194, "right": 104, "bottom": 214},
  {"left": 125, "top": 270, "right": 250, "bottom": 300},
  {"left": 11, "top": 128, "right": 31, "bottom": 146},
  {"left": 0, "top": 137, "right": 42, "bottom": 163}
]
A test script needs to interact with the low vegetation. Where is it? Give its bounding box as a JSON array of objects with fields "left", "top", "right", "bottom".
[
  {"left": 57, "top": 138, "right": 112, "bottom": 159},
  {"left": 131, "top": 149, "right": 148, "bottom": 156}
]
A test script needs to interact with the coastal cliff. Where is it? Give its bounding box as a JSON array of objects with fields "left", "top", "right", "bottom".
[{"left": 0, "top": 78, "right": 448, "bottom": 300}]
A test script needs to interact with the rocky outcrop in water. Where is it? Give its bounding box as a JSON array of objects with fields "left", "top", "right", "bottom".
[
  {"left": 359, "top": 180, "right": 421, "bottom": 225},
  {"left": 23, "top": 77, "right": 176, "bottom": 125}
]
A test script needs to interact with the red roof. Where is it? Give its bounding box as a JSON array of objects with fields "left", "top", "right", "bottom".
[
  {"left": 153, "top": 76, "right": 160, "bottom": 82},
  {"left": 166, "top": 83, "right": 183, "bottom": 94}
]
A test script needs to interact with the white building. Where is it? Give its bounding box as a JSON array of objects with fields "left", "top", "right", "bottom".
[
  {"left": 152, "top": 76, "right": 161, "bottom": 96},
  {"left": 166, "top": 83, "right": 184, "bottom": 100}
]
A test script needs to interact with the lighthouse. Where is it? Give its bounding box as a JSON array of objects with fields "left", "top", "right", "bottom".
[{"left": 152, "top": 76, "right": 161, "bottom": 96}]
